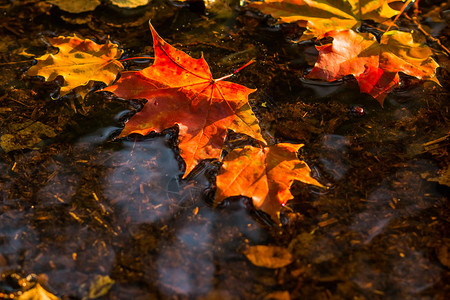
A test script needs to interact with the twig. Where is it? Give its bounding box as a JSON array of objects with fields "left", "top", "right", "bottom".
[
  {"left": 386, "top": 0, "right": 413, "bottom": 32},
  {"left": 405, "top": 15, "right": 450, "bottom": 56},
  {"left": 0, "top": 60, "right": 33, "bottom": 65}
]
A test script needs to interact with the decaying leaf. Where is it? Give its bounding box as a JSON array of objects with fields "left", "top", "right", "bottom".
[
  {"left": 16, "top": 283, "right": 60, "bottom": 300},
  {"left": 306, "top": 29, "right": 440, "bottom": 104},
  {"left": 86, "top": 275, "right": 115, "bottom": 299},
  {"left": 437, "top": 245, "right": 450, "bottom": 268},
  {"left": 264, "top": 291, "right": 291, "bottom": 300},
  {"left": 47, "top": 0, "right": 101, "bottom": 13},
  {"left": 105, "top": 22, "right": 265, "bottom": 177},
  {"left": 215, "top": 143, "right": 323, "bottom": 221},
  {"left": 423, "top": 166, "right": 450, "bottom": 187},
  {"left": 248, "top": 0, "right": 403, "bottom": 40},
  {"left": 244, "top": 245, "right": 293, "bottom": 268},
  {"left": 110, "top": 0, "right": 150, "bottom": 8},
  {"left": 27, "top": 35, "right": 123, "bottom": 97},
  {"left": 0, "top": 121, "right": 57, "bottom": 152}
]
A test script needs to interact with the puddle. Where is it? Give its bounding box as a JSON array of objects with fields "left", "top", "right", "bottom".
[{"left": 0, "top": 1, "right": 449, "bottom": 299}]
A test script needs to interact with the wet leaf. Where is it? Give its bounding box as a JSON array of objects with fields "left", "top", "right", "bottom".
[
  {"left": 264, "top": 291, "right": 291, "bottom": 300},
  {"left": 47, "top": 0, "right": 101, "bottom": 13},
  {"left": 244, "top": 245, "right": 293, "bottom": 268},
  {"left": 105, "top": 22, "right": 265, "bottom": 177},
  {"left": 0, "top": 121, "right": 57, "bottom": 152},
  {"left": 27, "top": 35, "right": 123, "bottom": 97},
  {"left": 437, "top": 245, "right": 450, "bottom": 268},
  {"left": 248, "top": 0, "right": 403, "bottom": 40},
  {"left": 86, "top": 275, "right": 115, "bottom": 299},
  {"left": 110, "top": 0, "right": 150, "bottom": 8},
  {"left": 306, "top": 30, "right": 440, "bottom": 104},
  {"left": 215, "top": 143, "right": 323, "bottom": 221},
  {"left": 16, "top": 283, "right": 60, "bottom": 300},
  {"left": 424, "top": 166, "right": 450, "bottom": 187}
]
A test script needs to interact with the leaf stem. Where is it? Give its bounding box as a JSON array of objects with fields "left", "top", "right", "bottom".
[
  {"left": 0, "top": 59, "right": 33, "bottom": 65},
  {"left": 386, "top": 0, "right": 414, "bottom": 32},
  {"left": 215, "top": 60, "right": 255, "bottom": 82},
  {"left": 406, "top": 15, "right": 450, "bottom": 56}
]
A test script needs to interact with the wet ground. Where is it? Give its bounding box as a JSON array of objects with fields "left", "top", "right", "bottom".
[{"left": 0, "top": 0, "right": 449, "bottom": 299}]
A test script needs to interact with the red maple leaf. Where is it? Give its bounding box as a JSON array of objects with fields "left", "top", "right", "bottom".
[
  {"left": 104, "top": 22, "right": 265, "bottom": 177},
  {"left": 306, "top": 29, "right": 440, "bottom": 104}
]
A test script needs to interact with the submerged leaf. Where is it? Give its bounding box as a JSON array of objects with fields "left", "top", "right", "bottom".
[
  {"left": 86, "top": 275, "right": 115, "bottom": 299},
  {"left": 215, "top": 143, "right": 323, "bottom": 221},
  {"left": 0, "top": 121, "right": 57, "bottom": 152},
  {"left": 27, "top": 35, "right": 123, "bottom": 97},
  {"left": 244, "top": 245, "right": 293, "bottom": 268}
]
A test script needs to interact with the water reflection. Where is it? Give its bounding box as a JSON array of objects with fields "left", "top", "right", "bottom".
[
  {"left": 352, "top": 160, "right": 439, "bottom": 244},
  {"left": 0, "top": 210, "right": 38, "bottom": 273},
  {"left": 319, "top": 134, "right": 350, "bottom": 180},
  {"left": 157, "top": 221, "right": 214, "bottom": 295},
  {"left": 102, "top": 137, "right": 182, "bottom": 225},
  {"left": 36, "top": 156, "right": 78, "bottom": 206}
]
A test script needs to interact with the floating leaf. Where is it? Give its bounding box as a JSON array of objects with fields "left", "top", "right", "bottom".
[
  {"left": 105, "top": 22, "right": 265, "bottom": 177},
  {"left": 248, "top": 0, "right": 403, "bottom": 40},
  {"left": 47, "top": 0, "right": 101, "bottom": 13},
  {"left": 27, "top": 35, "right": 123, "bottom": 97},
  {"left": 215, "top": 143, "right": 323, "bottom": 221},
  {"left": 17, "top": 283, "right": 60, "bottom": 300},
  {"left": 306, "top": 29, "right": 440, "bottom": 104},
  {"left": 110, "top": 0, "right": 150, "bottom": 8}
]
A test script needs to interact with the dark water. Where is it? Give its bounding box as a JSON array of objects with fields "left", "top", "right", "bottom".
[{"left": 0, "top": 0, "right": 449, "bottom": 299}]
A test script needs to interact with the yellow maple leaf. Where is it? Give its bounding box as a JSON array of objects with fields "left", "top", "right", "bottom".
[
  {"left": 27, "top": 35, "right": 123, "bottom": 97},
  {"left": 248, "top": 0, "right": 405, "bottom": 40}
]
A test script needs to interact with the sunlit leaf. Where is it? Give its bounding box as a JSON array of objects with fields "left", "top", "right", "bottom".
[
  {"left": 248, "top": 0, "right": 404, "bottom": 40},
  {"left": 215, "top": 143, "right": 323, "bottom": 221},
  {"left": 16, "top": 283, "right": 60, "bottom": 300},
  {"left": 306, "top": 29, "right": 440, "bottom": 104},
  {"left": 110, "top": 0, "right": 150, "bottom": 8},
  {"left": 27, "top": 35, "right": 123, "bottom": 97},
  {"left": 105, "top": 22, "right": 265, "bottom": 177},
  {"left": 47, "top": 0, "right": 101, "bottom": 13}
]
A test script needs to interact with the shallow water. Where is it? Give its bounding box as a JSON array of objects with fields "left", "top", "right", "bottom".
[{"left": 0, "top": 0, "right": 449, "bottom": 299}]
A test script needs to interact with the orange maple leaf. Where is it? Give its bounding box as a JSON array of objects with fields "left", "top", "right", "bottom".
[
  {"left": 105, "top": 22, "right": 265, "bottom": 177},
  {"left": 215, "top": 143, "right": 323, "bottom": 222},
  {"left": 27, "top": 35, "right": 124, "bottom": 97},
  {"left": 306, "top": 29, "right": 440, "bottom": 104}
]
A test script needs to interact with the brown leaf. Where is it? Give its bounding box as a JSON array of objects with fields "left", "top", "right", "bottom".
[{"left": 244, "top": 245, "right": 293, "bottom": 268}]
